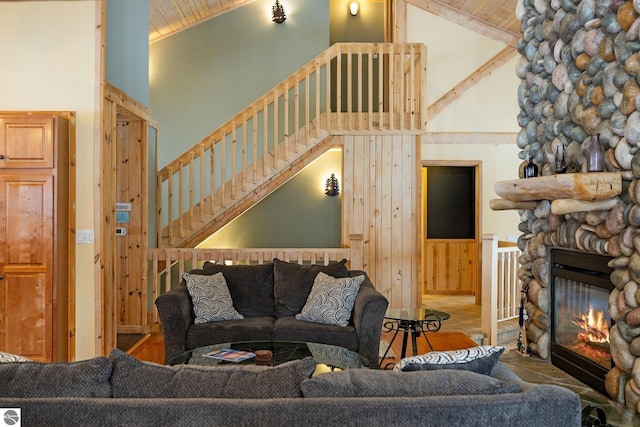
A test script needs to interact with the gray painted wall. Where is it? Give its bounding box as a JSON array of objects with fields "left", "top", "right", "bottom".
[
  {"left": 200, "top": 149, "right": 342, "bottom": 248},
  {"left": 105, "top": 0, "right": 149, "bottom": 105},
  {"left": 105, "top": 0, "right": 154, "bottom": 245},
  {"left": 150, "top": 0, "right": 330, "bottom": 167},
  {"left": 330, "top": 0, "right": 384, "bottom": 44},
  {"left": 150, "top": 0, "right": 341, "bottom": 248}
]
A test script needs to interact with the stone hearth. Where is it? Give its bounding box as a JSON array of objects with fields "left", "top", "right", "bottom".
[{"left": 506, "top": 0, "right": 640, "bottom": 413}]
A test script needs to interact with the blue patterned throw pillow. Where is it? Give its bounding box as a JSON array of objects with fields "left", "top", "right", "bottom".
[
  {"left": 394, "top": 345, "right": 505, "bottom": 376},
  {"left": 183, "top": 272, "right": 244, "bottom": 324},
  {"left": 295, "top": 272, "right": 364, "bottom": 327}
]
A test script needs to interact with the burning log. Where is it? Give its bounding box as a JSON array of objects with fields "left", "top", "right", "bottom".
[{"left": 571, "top": 308, "right": 610, "bottom": 345}]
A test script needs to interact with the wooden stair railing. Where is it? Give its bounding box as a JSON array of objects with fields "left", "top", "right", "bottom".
[
  {"left": 147, "top": 235, "right": 365, "bottom": 324},
  {"left": 156, "top": 43, "right": 426, "bottom": 248}
]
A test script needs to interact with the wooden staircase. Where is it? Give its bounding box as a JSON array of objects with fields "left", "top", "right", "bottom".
[{"left": 156, "top": 43, "right": 426, "bottom": 248}]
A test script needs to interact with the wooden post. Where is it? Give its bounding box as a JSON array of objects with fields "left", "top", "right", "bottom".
[{"left": 481, "top": 234, "right": 498, "bottom": 345}]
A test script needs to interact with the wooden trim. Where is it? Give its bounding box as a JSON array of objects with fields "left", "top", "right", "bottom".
[
  {"left": 475, "top": 161, "right": 482, "bottom": 305},
  {"left": 95, "top": 0, "right": 106, "bottom": 359},
  {"left": 422, "top": 160, "right": 481, "bottom": 300},
  {"left": 427, "top": 47, "right": 517, "bottom": 120},
  {"left": 423, "top": 159, "right": 483, "bottom": 167},
  {"left": 406, "top": 0, "right": 519, "bottom": 47},
  {"left": 66, "top": 113, "right": 77, "bottom": 362},
  {"left": 104, "top": 82, "right": 157, "bottom": 127},
  {"left": 421, "top": 132, "right": 517, "bottom": 144},
  {"left": 388, "top": 0, "right": 407, "bottom": 43}
]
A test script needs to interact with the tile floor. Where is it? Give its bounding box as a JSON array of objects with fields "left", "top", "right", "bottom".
[{"left": 423, "top": 294, "right": 640, "bottom": 427}]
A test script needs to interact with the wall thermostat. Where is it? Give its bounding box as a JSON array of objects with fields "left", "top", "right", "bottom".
[{"left": 116, "top": 227, "right": 127, "bottom": 236}]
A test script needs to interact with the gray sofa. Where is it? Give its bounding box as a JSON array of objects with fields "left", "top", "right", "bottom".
[
  {"left": 155, "top": 258, "right": 388, "bottom": 367},
  {"left": 0, "top": 348, "right": 582, "bottom": 427}
]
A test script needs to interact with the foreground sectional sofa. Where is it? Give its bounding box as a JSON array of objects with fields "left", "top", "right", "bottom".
[
  {"left": 155, "top": 258, "right": 389, "bottom": 367},
  {"left": 0, "top": 348, "right": 582, "bottom": 427}
]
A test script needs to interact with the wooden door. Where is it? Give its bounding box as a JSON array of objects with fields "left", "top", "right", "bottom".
[
  {"left": 423, "top": 163, "right": 480, "bottom": 296},
  {"left": 0, "top": 113, "right": 71, "bottom": 362},
  {"left": 0, "top": 174, "right": 53, "bottom": 361}
]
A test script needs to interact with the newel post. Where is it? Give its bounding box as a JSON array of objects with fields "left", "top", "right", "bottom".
[{"left": 481, "top": 234, "right": 499, "bottom": 345}]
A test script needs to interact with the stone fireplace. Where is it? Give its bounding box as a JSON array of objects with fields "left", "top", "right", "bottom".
[{"left": 494, "top": 0, "right": 640, "bottom": 413}]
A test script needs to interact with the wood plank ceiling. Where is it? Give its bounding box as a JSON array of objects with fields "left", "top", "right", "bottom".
[{"left": 149, "top": 0, "right": 520, "bottom": 44}]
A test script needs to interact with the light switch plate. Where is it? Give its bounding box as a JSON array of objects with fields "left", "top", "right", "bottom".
[{"left": 76, "top": 229, "right": 94, "bottom": 244}]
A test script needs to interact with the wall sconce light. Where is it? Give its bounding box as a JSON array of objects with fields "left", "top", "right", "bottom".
[
  {"left": 325, "top": 174, "right": 340, "bottom": 196},
  {"left": 272, "top": 0, "right": 286, "bottom": 24},
  {"left": 349, "top": 1, "right": 359, "bottom": 16}
]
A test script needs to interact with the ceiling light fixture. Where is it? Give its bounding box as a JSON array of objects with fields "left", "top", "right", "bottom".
[{"left": 272, "top": 0, "right": 286, "bottom": 24}]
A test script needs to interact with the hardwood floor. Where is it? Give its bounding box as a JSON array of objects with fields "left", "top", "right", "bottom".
[
  {"left": 127, "top": 332, "right": 164, "bottom": 364},
  {"left": 129, "top": 330, "right": 476, "bottom": 367}
]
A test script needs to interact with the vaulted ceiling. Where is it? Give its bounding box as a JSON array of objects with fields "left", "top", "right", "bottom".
[{"left": 149, "top": 0, "right": 521, "bottom": 45}]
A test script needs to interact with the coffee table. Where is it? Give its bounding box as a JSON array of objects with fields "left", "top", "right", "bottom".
[
  {"left": 168, "top": 340, "right": 370, "bottom": 372},
  {"left": 380, "top": 307, "right": 450, "bottom": 365}
]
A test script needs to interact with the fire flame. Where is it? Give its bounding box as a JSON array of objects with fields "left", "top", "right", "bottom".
[{"left": 572, "top": 306, "right": 609, "bottom": 344}]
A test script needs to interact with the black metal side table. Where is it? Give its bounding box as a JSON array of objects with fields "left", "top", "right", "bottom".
[{"left": 379, "top": 307, "right": 450, "bottom": 368}]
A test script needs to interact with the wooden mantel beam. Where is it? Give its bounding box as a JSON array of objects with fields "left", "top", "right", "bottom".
[{"left": 494, "top": 172, "right": 623, "bottom": 202}]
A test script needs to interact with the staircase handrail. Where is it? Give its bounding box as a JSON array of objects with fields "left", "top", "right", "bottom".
[{"left": 156, "top": 43, "right": 426, "bottom": 247}]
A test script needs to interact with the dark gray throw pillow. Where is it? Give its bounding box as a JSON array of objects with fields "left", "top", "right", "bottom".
[
  {"left": 201, "top": 262, "right": 275, "bottom": 316},
  {"left": 109, "top": 348, "right": 316, "bottom": 398},
  {"left": 301, "top": 368, "right": 521, "bottom": 398},
  {"left": 0, "top": 357, "right": 112, "bottom": 398},
  {"left": 394, "top": 345, "right": 505, "bottom": 376},
  {"left": 273, "top": 258, "right": 349, "bottom": 317}
]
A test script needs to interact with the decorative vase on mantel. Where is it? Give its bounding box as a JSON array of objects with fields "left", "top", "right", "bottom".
[
  {"left": 587, "top": 134, "right": 604, "bottom": 172},
  {"left": 523, "top": 154, "right": 538, "bottom": 178}
]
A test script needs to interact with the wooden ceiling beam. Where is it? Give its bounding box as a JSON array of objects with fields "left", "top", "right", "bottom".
[
  {"left": 427, "top": 46, "right": 517, "bottom": 120},
  {"left": 406, "top": 0, "right": 519, "bottom": 47}
]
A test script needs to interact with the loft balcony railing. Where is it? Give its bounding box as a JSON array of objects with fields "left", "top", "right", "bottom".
[{"left": 155, "top": 43, "right": 426, "bottom": 248}]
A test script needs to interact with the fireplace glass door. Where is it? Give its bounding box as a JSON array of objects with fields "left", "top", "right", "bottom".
[
  {"left": 553, "top": 277, "right": 611, "bottom": 369},
  {"left": 550, "top": 248, "right": 613, "bottom": 396}
]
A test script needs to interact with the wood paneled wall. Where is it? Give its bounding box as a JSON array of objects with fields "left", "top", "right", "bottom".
[
  {"left": 101, "top": 83, "right": 155, "bottom": 354},
  {"left": 423, "top": 240, "right": 478, "bottom": 294},
  {"left": 342, "top": 134, "right": 422, "bottom": 308}
]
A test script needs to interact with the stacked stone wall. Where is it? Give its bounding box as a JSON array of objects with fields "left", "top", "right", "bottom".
[{"left": 516, "top": 0, "right": 640, "bottom": 410}]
